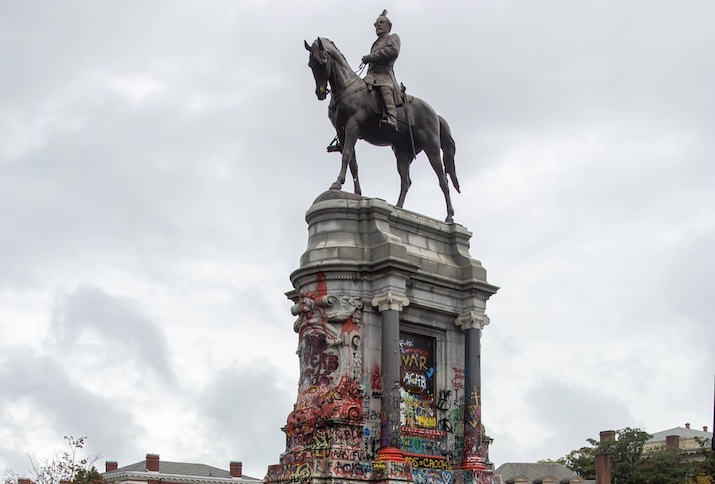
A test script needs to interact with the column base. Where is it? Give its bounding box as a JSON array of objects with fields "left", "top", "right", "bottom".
[
  {"left": 377, "top": 446, "right": 407, "bottom": 462},
  {"left": 460, "top": 455, "right": 488, "bottom": 470}
]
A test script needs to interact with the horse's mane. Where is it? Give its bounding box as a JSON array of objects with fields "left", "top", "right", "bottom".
[{"left": 319, "top": 37, "right": 350, "bottom": 67}]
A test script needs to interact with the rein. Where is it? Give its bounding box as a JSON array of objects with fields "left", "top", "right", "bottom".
[
  {"left": 329, "top": 76, "right": 366, "bottom": 108},
  {"left": 325, "top": 53, "right": 367, "bottom": 108}
]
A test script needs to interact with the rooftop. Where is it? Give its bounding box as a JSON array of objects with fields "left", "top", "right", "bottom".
[{"left": 647, "top": 426, "right": 712, "bottom": 442}]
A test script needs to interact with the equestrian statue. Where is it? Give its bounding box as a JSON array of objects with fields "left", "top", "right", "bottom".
[{"left": 304, "top": 10, "right": 461, "bottom": 223}]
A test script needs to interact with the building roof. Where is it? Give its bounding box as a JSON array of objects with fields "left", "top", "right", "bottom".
[
  {"left": 647, "top": 426, "right": 713, "bottom": 442},
  {"left": 104, "top": 461, "right": 260, "bottom": 482},
  {"left": 494, "top": 462, "right": 582, "bottom": 483}
]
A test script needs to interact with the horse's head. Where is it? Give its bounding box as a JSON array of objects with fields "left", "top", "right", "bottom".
[{"left": 304, "top": 38, "right": 331, "bottom": 100}]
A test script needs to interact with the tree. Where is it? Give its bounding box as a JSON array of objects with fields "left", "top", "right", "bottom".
[
  {"left": 549, "top": 428, "right": 651, "bottom": 482},
  {"left": 72, "top": 467, "right": 105, "bottom": 484},
  {"left": 561, "top": 445, "right": 597, "bottom": 480},
  {"left": 632, "top": 446, "right": 687, "bottom": 484},
  {"left": 596, "top": 427, "right": 652, "bottom": 483},
  {"left": 2, "top": 436, "right": 103, "bottom": 484},
  {"left": 690, "top": 439, "right": 715, "bottom": 484},
  {"left": 551, "top": 427, "right": 715, "bottom": 484}
]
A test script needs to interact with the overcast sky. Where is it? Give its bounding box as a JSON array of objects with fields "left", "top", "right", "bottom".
[{"left": 1, "top": 0, "right": 714, "bottom": 479}]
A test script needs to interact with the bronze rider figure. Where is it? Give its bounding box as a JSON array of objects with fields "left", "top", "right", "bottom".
[
  {"left": 362, "top": 10, "right": 401, "bottom": 131},
  {"left": 327, "top": 10, "right": 401, "bottom": 153}
]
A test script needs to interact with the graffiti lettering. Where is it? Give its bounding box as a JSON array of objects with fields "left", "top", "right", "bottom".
[
  {"left": 418, "top": 415, "right": 437, "bottom": 428},
  {"left": 301, "top": 334, "right": 339, "bottom": 386},
  {"left": 438, "top": 418, "right": 453, "bottom": 433},
  {"left": 451, "top": 368, "right": 465, "bottom": 390},
  {"left": 400, "top": 351, "right": 429, "bottom": 371},
  {"left": 403, "top": 371, "right": 427, "bottom": 390},
  {"left": 371, "top": 366, "right": 383, "bottom": 391},
  {"left": 401, "top": 389, "right": 436, "bottom": 430},
  {"left": 405, "top": 455, "right": 451, "bottom": 470},
  {"left": 413, "top": 469, "right": 456, "bottom": 484}
]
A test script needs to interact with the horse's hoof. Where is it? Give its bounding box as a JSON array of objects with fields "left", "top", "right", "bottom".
[
  {"left": 329, "top": 183, "right": 342, "bottom": 190},
  {"left": 445, "top": 215, "right": 454, "bottom": 223}
]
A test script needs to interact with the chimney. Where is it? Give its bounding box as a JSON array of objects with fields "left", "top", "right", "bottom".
[
  {"left": 599, "top": 430, "right": 616, "bottom": 442},
  {"left": 60, "top": 480, "right": 71, "bottom": 484},
  {"left": 146, "top": 454, "right": 160, "bottom": 472},
  {"left": 685, "top": 423, "right": 691, "bottom": 429},
  {"left": 666, "top": 435, "right": 680, "bottom": 450},
  {"left": 18, "top": 479, "right": 32, "bottom": 484},
  {"left": 704, "top": 426, "right": 709, "bottom": 433},
  {"left": 230, "top": 461, "right": 243, "bottom": 478},
  {"left": 595, "top": 453, "right": 611, "bottom": 484},
  {"left": 105, "top": 461, "right": 118, "bottom": 472}
]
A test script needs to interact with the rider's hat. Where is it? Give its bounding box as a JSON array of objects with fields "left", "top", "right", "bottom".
[{"left": 374, "top": 10, "right": 392, "bottom": 30}]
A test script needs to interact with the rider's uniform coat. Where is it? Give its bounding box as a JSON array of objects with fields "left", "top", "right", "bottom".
[{"left": 363, "top": 33, "right": 401, "bottom": 92}]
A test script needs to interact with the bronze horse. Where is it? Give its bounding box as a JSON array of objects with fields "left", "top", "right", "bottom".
[{"left": 305, "top": 37, "right": 461, "bottom": 223}]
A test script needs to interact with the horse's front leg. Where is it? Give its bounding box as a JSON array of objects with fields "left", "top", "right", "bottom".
[
  {"left": 331, "top": 121, "right": 360, "bottom": 193},
  {"left": 329, "top": 152, "right": 349, "bottom": 191}
]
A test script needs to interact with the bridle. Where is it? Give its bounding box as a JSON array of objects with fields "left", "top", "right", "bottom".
[
  {"left": 319, "top": 42, "right": 367, "bottom": 104},
  {"left": 316, "top": 43, "right": 367, "bottom": 106}
]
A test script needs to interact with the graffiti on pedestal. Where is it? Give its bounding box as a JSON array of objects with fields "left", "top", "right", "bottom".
[
  {"left": 399, "top": 332, "right": 436, "bottom": 429},
  {"left": 401, "top": 427, "right": 448, "bottom": 458},
  {"left": 413, "top": 469, "right": 495, "bottom": 484},
  {"left": 451, "top": 367, "right": 465, "bottom": 390},
  {"left": 301, "top": 333, "right": 339, "bottom": 386},
  {"left": 465, "top": 389, "right": 480, "bottom": 429},
  {"left": 283, "top": 288, "right": 365, "bottom": 458}
]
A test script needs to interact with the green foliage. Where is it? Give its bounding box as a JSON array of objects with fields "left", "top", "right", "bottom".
[
  {"left": 632, "top": 446, "right": 687, "bottom": 484},
  {"left": 691, "top": 446, "right": 715, "bottom": 483},
  {"left": 536, "top": 458, "right": 567, "bottom": 465},
  {"left": 72, "top": 467, "right": 105, "bottom": 484},
  {"left": 562, "top": 446, "right": 597, "bottom": 480},
  {"left": 598, "top": 427, "right": 652, "bottom": 483},
  {"left": 550, "top": 427, "right": 715, "bottom": 484}
]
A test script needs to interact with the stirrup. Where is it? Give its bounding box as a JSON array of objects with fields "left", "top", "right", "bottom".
[{"left": 326, "top": 136, "right": 343, "bottom": 153}]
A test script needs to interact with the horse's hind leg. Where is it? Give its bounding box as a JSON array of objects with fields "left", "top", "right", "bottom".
[
  {"left": 348, "top": 154, "right": 361, "bottom": 195},
  {"left": 394, "top": 148, "right": 412, "bottom": 208},
  {"left": 424, "top": 144, "right": 455, "bottom": 223}
]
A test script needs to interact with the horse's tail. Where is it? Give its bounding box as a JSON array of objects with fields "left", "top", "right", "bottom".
[{"left": 439, "top": 115, "right": 460, "bottom": 193}]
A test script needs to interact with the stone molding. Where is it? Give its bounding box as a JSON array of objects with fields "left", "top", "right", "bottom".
[
  {"left": 291, "top": 293, "right": 363, "bottom": 332},
  {"left": 455, "top": 310, "right": 490, "bottom": 330},
  {"left": 371, "top": 291, "right": 410, "bottom": 312}
]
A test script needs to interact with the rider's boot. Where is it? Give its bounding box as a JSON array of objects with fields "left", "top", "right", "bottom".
[{"left": 379, "top": 86, "right": 399, "bottom": 131}]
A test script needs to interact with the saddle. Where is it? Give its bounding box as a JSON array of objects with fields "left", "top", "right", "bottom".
[{"left": 368, "top": 87, "right": 415, "bottom": 127}]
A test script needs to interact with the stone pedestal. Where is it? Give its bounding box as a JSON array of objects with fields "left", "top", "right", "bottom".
[{"left": 265, "top": 191, "right": 498, "bottom": 484}]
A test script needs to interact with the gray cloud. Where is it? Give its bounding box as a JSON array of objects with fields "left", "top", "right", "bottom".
[
  {"left": 197, "top": 365, "right": 295, "bottom": 479},
  {"left": 524, "top": 379, "right": 636, "bottom": 458},
  {"left": 50, "top": 285, "right": 175, "bottom": 384},
  {"left": 0, "top": 350, "right": 140, "bottom": 473},
  {"left": 1, "top": 0, "right": 713, "bottom": 476}
]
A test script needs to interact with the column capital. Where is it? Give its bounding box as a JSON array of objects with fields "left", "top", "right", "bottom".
[
  {"left": 371, "top": 291, "right": 410, "bottom": 312},
  {"left": 455, "top": 310, "right": 490, "bottom": 330}
]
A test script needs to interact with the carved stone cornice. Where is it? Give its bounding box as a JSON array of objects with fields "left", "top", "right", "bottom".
[
  {"left": 291, "top": 293, "right": 363, "bottom": 332},
  {"left": 371, "top": 291, "right": 410, "bottom": 312},
  {"left": 455, "top": 310, "right": 490, "bottom": 330},
  {"left": 321, "top": 295, "right": 363, "bottom": 323}
]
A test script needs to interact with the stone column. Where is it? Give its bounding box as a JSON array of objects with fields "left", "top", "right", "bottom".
[
  {"left": 372, "top": 291, "right": 410, "bottom": 461},
  {"left": 455, "top": 310, "right": 490, "bottom": 470}
]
